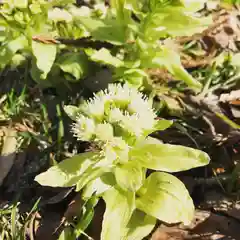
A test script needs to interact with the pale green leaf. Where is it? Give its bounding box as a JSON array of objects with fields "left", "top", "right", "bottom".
[
  {"left": 10, "top": 54, "right": 26, "bottom": 68},
  {"left": 136, "top": 172, "right": 194, "bottom": 225},
  {"left": 79, "top": 17, "right": 125, "bottom": 45},
  {"left": 75, "top": 159, "right": 112, "bottom": 192},
  {"left": 0, "top": 36, "right": 27, "bottom": 69},
  {"left": 35, "top": 152, "right": 101, "bottom": 187},
  {"left": 30, "top": 62, "right": 53, "bottom": 87},
  {"left": 57, "top": 52, "right": 89, "bottom": 81},
  {"left": 137, "top": 40, "right": 202, "bottom": 91},
  {"left": 115, "top": 162, "right": 145, "bottom": 192},
  {"left": 0, "top": 129, "right": 17, "bottom": 186},
  {"left": 13, "top": 0, "right": 28, "bottom": 9},
  {"left": 124, "top": 0, "right": 145, "bottom": 21},
  {"left": 154, "top": 119, "right": 173, "bottom": 131},
  {"left": 82, "top": 173, "right": 115, "bottom": 200},
  {"left": 58, "top": 227, "right": 75, "bottom": 240},
  {"left": 90, "top": 48, "right": 124, "bottom": 68},
  {"left": 64, "top": 105, "right": 81, "bottom": 121},
  {"left": 101, "top": 187, "right": 135, "bottom": 240},
  {"left": 110, "top": 0, "right": 132, "bottom": 25},
  {"left": 142, "top": 6, "right": 211, "bottom": 40},
  {"left": 74, "top": 197, "right": 99, "bottom": 238},
  {"left": 122, "top": 210, "right": 156, "bottom": 240},
  {"left": 231, "top": 52, "right": 240, "bottom": 70},
  {"left": 48, "top": 8, "right": 73, "bottom": 22},
  {"left": 119, "top": 68, "right": 148, "bottom": 87},
  {"left": 29, "top": 3, "right": 42, "bottom": 14},
  {"left": 153, "top": 47, "right": 202, "bottom": 91},
  {"left": 32, "top": 41, "right": 57, "bottom": 79},
  {"left": 129, "top": 140, "right": 210, "bottom": 172},
  {"left": 140, "top": 137, "right": 163, "bottom": 145}
]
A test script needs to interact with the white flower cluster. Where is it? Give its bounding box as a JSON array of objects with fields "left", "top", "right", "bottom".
[
  {"left": 73, "top": 84, "right": 157, "bottom": 138},
  {"left": 71, "top": 83, "right": 158, "bottom": 162}
]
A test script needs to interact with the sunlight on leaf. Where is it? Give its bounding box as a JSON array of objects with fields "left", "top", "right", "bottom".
[
  {"left": 35, "top": 152, "right": 101, "bottom": 187},
  {"left": 57, "top": 52, "right": 89, "bottom": 81},
  {"left": 122, "top": 210, "right": 156, "bottom": 240},
  {"left": 90, "top": 48, "right": 124, "bottom": 68},
  {"left": 142, "top": 5, "right": 211, "bottom": 40},
  {"left": 115, "top": 162, "right": 145, "bottom": 192},
  {"left": 136, "top": 172, "right": 194, "bottom": 225},
  {"left": 129, "top": 140, "right": 210, "bottom": 172},
  {"left": 13, "top": 0, "right": 28, "bottom": 9},
  {"left": 0, "top": 36, "right": 27, "bottom": 69},
  {"left": 75, "top": 158, "right": 112, "bottom": 192},
  {"left": 153, "top": 47, "right": 202, "bottom": 91},
  {"left": 31, "top": 41, "right": 57, "bottom": 79},
  {"left": 82, "top": 173, "right": 115, "bottom": 200},
  {"left": 101, "top": 187, "right": 135, "bottom": 240},
  {"left": 79, "top": 17, "right": 126, "bottom": 45}
]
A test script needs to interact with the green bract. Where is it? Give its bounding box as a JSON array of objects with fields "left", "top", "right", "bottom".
[{"left": 35, "top": 83, "right": 210, "bottom": 240}]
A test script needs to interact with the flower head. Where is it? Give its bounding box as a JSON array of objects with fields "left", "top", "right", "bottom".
[
  {"left": 71, "top": 83, "right": 158, "bottom": 144},
  {"left": 95, "top": 123, "right": 114, "bottom": 141},
  {"left": 79, "top": 95, "right": 106, "bottom": 121},
  {"left": 72, "top": 115, "right": 95, "bottom": 141}
]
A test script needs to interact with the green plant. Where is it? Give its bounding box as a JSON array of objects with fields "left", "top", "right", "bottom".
[
  {"left": 0, "top": 0, "right": 92, "bottom": 86},
  {"left": 76, "top": 0, "right": 212, "bottom": 91},
  {"left": 35, "top": 83, "right": 210, "bottom": 240},
  {"left": 0, "top": 0, "right": 211, "bottom": 91},
  {"left": 0, "top": 198, "right": 40, "bottom": 240}
]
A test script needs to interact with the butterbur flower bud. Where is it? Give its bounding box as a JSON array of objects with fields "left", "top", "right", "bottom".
[
  {"left": 71, "top": 83, "right": 158, "bottom": 144},
  {"left": 107, "top": 84, "right": 132, "bottom": 108},
  {"left": 95, "top": 123, "right": 114, "bottom": 141},
  {"left": 119, "top": 113, "right": 143, "bottom": 137},
  {"left": 72, "top": 115, "right": 95, "bottom": 141},
  {"left": 108, "top": 107, "right": 124, "bottom": 123},
  {"left": 79, "top": 95, "right": 106, "bottom": 121}
]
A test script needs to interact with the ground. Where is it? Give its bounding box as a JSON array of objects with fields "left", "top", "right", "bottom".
[{"left": 1, "top": 2, "right": 240, "bottom": 240}]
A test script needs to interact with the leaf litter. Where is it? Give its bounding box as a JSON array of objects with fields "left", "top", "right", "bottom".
[{"left": 1, "top": 1, "right": 240, "bottom": 240}]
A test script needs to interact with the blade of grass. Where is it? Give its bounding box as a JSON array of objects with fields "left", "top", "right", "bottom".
[
  {"left": 10, "top": 202, "right": 18, "bottom": 240},
  {"left": 216, "top": 112, "right": 240, "bottom": 129}
]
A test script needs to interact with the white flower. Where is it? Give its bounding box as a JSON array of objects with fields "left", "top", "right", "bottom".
[
  {"left": 120, "top": 110, "right": 157, "bottom": 137},
  {"left": 79, "top": 95, "right": 105, "bottom": 121},
  {"left": 95, "top": 123, "right": 114, "bottom": 141},
  {"left": 72, "top": 115, "right": 95, "bottom": 141},
  {"left": 120, "top": 113, "right": 143, "bottom": 137},
  {"left": 128, "top": 99, "right": 157, "bottom": 122},
  {"left": 72, "top": 83, "right": 158, "bottom": 141},
  {"left": 108, "top": 107, "right": 124, "bottom": 123},
  {"left": 107, "top": 84, "right": 131, "bottom": 108}
]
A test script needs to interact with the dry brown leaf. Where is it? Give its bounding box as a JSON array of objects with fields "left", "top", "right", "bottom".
[
  {"left": 0, "top": 128, "right": 17, "bottom": 186},
  {"left": 150, "top": 209, "right": 240, "bottom": 240}
]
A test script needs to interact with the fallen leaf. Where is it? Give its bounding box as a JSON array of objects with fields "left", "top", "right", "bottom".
[
  {"left": 151, "top": 209, "right": 240, "bottom": 240},
  {"left": 0, "top": 128, "right": 17, "bottom": 186}
]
